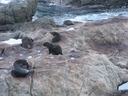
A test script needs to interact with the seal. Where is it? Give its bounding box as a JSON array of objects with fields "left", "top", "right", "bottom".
[
  {"left": 50, "top": 32, "right": 61, "bottom": 43},
  {"left": 11, "top": 59, "right": 30, "bottom": 77},
  {"left": 21, "top": 37, "right": 34, "bottom": 49},
  {"left": 43, "top": 42, "right": 63, "bottom": 55}
]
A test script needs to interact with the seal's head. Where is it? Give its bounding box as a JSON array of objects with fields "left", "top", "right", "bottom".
[
  {"left": 43, "top": 42, "right": 53, "bottom": 48},
  {"left": 21, "top": 37, "right": 34, "bottom": 49},
  {"left": 50, "top": 32, "right": 59, "bottom": 36}
]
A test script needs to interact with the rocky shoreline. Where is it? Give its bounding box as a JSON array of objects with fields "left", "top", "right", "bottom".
[
  {"left": 0, "top": 0, "right": 128, "bottom": 96},
  {"left": 0, "top": 15, "right": 128, "bottom": 96}
]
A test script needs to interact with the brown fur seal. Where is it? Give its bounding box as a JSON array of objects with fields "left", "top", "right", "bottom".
[
  {"left": 43, "top": 42, "right": 63, "bottom": 55},
  {"left": 50, "top": 32, "right": 61, "bottom": 43},
  {"left": 21, "top": 37, "right": 34, "bottom": 49},
  {"left": 11, "top": 59, "right": 30, "bottom": 77}
]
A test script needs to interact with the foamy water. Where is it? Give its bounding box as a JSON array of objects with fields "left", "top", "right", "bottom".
[
  {"left": 50, "top": 7, "right": 128, "bottom": 25},
  {"left": 70, "top": 10, "right": 128, "bottom": 22},
  {"left": 1, "top": 38, "right": 22, "bottom": 45},
  {"left": 0, "top": 0, "right": 12, "bottom": 4}
]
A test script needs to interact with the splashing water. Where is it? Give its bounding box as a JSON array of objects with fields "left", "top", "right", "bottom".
[
  {"left": 52, "top": 8, "right": 128, "bottom": 25},
  {"left": 0, "top": 0, "right": 12, "bottom": 4},
  {"left": 0, "top": 38, "right": 22, "bottom": 45}
]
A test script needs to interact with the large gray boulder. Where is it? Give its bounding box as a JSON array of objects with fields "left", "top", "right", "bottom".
[
  {"left": 11, "top": 17, "right": 56, "bottom": 32},
  {"left": 0, "top": 0, "right": 38, "bottom": 25}
]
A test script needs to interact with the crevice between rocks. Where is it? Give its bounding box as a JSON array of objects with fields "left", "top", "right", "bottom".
[
  {"left": 116, "top": 64, "right": 128, "bottom": 70},
  {"left": 12, "top": 8, "right": 17, "bottom": 23},
  {"left": 5, "top": 78, "right": 10, "bottom": 96},
  {"left": 89, "top": 89, "right": 97, "bottom": 96},
  {"left": 0, "top": 68, "right": 10, "bottom": 70},
  {"left": 30, "top": 63, "right": 35, "bottom": 96},
  {"left": 77, "top": 81, "right": 84, "bottom": 96}
]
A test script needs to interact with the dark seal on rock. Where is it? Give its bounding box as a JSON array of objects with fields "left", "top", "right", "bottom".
[
  {"left": 43, "top": 42, "right": 63, "bottom": 55},
  {"left": 11, "top": 59, "right": 30, "bottom": 77},
  {"left": 50, "top": 32, "right": 61, "bottom": 43},
  {"left": 21, "top": 37, "right": 34, "bottom": 49},
  {"left": 63, "top": 20, "right": 74, "bottom": 26}
]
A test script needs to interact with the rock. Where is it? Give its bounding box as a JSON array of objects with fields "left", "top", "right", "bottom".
[
  {"left": 63, "top": 0, "right": 128, "bottom": 7},
  {"left": 0, "top": 0, "right": 38, "bottom": 25},
  {"left": 11, "top": 17, "right": 56, "bottom": 32},
  {"left": 0, "top": 16, "right": 128, "bottom": 96},
  {"left": 1, "top": 51, "right": 127, "bottom": 96},
  {"left": 36, "top": 3, "right": 74, "bottom": 16},
  {"left": 0, "top": 76, "right": 8, "bottom": 96},
  {"left": 29, "top": 53, "right": 127, "bottom": 96},
  {"left": 0, "top": 24, "right": 13, "bottom": 32},
  {"left": 63, "top": 20, "right": 74, "bottom": 26},
  {"left": 107, "top": 90, "right": 128, "bottom": 96},
  {"left": 34, "top": 17, "right": 56, "bottom": 28}
]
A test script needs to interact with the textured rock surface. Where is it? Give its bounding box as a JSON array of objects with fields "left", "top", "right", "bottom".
[
  {"left": 81, "top": 0, "right": 128, "bottom": 6},
  {"left": 107, "top": 90, "right": 128, "bottom": 96},
  {"left": 11, "top": 17, "right": 56, "bottom": 32},
  {"left": 54, "top": 0, "right": 128, "bottom": 6},
  {"left": 0, "top": 76, "right": 8, "bottom": 96},
  {"left": 0, "top": 0, "right": 38, "bottom": 25},
  {"left": 0, "top": 16, "right": 128, "bottom": 96}
]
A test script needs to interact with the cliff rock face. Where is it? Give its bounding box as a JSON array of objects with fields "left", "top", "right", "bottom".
[
  {"left": 80, "top": 0, "right": 128, "bottom": 6},
  {"left": 0, "top": 0, "right": 38, "bottom": 25},
  {"left": 0, "top": 16, "right": 128, "bottom": 96},
  {"left": 61, "top": 0, "right": 128, "bottom": 6}
]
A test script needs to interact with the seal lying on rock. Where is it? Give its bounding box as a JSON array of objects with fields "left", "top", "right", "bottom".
[
  {"left": 43, "top": 42, "right": 63, "bottom": 55},
  {"left": 50, "top": 32, "right": 61, "bottom": 43},
  {"left": 21, "top": 37, "right": 34, "bottom": 49},
  {"left": 11, "top": 59, "right": 30, "bottom": 77}
]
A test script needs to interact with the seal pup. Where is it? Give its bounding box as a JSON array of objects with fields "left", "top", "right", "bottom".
[
  {"left": 21, "top": 37, "right": 34, "bottom": 49},
  {"left": 11, "top": 59, "right": 30, "bottom": 77},
  {"left": 50, "top": 32, "right": 61, "bottom": 43},
  {"left": 43, "top": 42, "right": 63, "bottom": 55}
]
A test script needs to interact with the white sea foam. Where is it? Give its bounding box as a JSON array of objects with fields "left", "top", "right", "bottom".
[
  {"left": 0, "top": 57, "right": 4, "bottom": 60},
  {"left": 70, "top": 57, "right": 75, "bottom": 60},
  {"left": 52, "top": 8, "right": 128, "bottom": 25},
  {"left": 37, "top": 50, "right": 41, "bottom": 53},
  {"left": 19, "top": 54, "right": 23, "bottom": 56},
  {"left": 66, "top": 27, "right": 75, "bottom": 31},
  {"left": 70, "top": 11, "right": 128, "bottom": 23},
  {"left": 1, "top": 38, "right": 22, "bottom": 46},
  {"left": 0, "top": 0, "right": 12, "bottom": 4},
  {"left": 50, "top": 56, "right": 54, "bottom": 59},
  {"left": 27, "top": 56, "right": 32, "bottom": 59}
]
